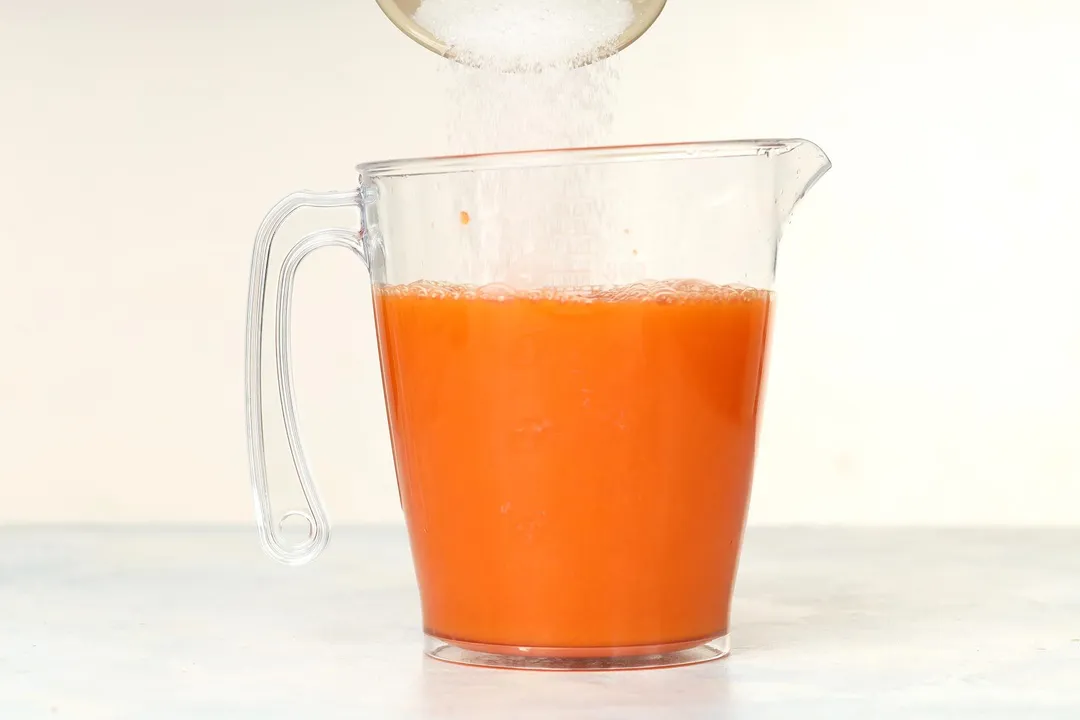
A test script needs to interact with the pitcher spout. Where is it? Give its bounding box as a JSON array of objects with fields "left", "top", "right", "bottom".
[{"left": 774, "top": 139, "right": 831, "bottom": 225}]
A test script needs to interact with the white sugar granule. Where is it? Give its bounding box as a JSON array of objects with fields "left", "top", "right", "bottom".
[
  {"left": 435, "top": 58, "right": 623, "bottom": 289},
  {"left": 416, "top": 0, "right": 629, "bottom": 289},
  {"left": 414, "top": 0, "right": 634, "bottom": 71},
  {"left": 439, "top": 59, "right": 620, "bottom": 153}
]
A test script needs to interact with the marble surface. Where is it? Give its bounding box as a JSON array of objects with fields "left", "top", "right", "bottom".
[{"left": 2, "top": 526, "right": 1078, "bottom": 719}]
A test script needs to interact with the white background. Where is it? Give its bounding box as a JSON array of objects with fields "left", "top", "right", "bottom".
[{"left": 1, "top": 0, "right": 1077, "bottom": 525}]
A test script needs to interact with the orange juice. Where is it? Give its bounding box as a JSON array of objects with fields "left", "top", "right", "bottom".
[{"left": 374, "top": 280, "right": 773, "bottom": 655}]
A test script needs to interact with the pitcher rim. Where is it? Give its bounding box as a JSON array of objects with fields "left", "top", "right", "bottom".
[{"left": 356, "top": 138, "right": 819, "bottom": 178}]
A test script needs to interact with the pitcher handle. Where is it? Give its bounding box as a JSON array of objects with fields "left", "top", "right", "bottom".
[{"left": 245, "top": 190, "right": 364, "bottom": 565}]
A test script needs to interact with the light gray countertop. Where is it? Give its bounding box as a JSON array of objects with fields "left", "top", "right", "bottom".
[{"left": 2, "top": 527, "right": 1078, "bottom": 719}]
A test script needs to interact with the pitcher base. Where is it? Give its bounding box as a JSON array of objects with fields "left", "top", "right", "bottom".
[{"left": 423, "top": 633, "right": 730, "bottom": 671}]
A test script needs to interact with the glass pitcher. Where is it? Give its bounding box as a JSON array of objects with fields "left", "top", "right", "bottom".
[{"left": 245, "top": 139, "right": 830, "bottom": 670}]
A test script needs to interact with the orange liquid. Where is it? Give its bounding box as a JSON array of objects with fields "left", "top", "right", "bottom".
[{"left": 374, "top": 280, "right": 773, "bottom": 655}]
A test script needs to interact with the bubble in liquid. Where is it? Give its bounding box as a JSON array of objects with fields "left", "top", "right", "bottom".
[
  {"left": 476, "top": 283, "right": 518, "bottom": 302},
  {"left": 596, "top": 282, "right": 651, "bottom": 302}
]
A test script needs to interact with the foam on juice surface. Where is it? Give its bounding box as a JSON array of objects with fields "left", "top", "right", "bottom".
[{"left": 375, "top": 280, "right": 770, "bottom": 305}]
